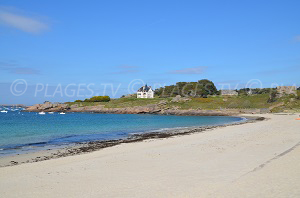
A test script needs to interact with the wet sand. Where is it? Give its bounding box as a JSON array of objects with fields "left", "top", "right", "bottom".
[
  {"left": 0, "top": 114, "right": 299, "bottom": 197},
  {"left": 0, "top": 116, "right": 253, "bottom": 167}
]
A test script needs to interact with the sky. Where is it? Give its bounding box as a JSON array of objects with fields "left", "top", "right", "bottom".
[{"left": 0, "top": 0, "right": 299, "bottom": 105}]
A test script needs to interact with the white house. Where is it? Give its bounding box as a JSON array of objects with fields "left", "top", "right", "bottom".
[{"left": 137, "top": 84, "right": 154, "bottom": 98}]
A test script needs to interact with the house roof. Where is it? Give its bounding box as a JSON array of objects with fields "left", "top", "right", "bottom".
[{"left": 138, "top": 84, "right": 152, "bottom": 92}]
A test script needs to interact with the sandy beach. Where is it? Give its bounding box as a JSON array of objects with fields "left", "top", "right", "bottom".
[{"left": 0, "top": 113, "right": 300, "bottom": 197}]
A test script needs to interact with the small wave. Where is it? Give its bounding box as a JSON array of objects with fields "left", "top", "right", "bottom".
[
  {"left": 233, "top": 117, "right": 248, "bottom": 123},
  {"left": 129, "top": 126, "right": 192, "bottom": 135}
]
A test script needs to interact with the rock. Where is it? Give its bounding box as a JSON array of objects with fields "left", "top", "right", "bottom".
[
  {"left": 42, "top": 102, "right": 53, "bottom": 109},
  {"left": 171, "top": 95, "right": 191, "bottom": 103},
  {"left": 181, "top": 97, "right": 191, "bottom": 102},
  {"left": 25, "top": 105, "right": 38, "bottom": 111},
  {"left": 25, "top": 100, "right": 239, "bottom": 116},
  {"left": 60, "top": 104, "right": 69, "bottom": 109},
  {"left": 25, "top": 102, "right": 70, "bottom": 112},
  {"left": 158, "top": 100, "right": 168, "bottom": 105},
  {"left": 171, "top": 106, "right": 180, "bottom": 110},
  {"left": 256, "top": 117, "right": 265, "bottom": 120},
  {"left": 70, "top": 104, "right": 79, "bottom": 108},
  {"left": 171, "top": 95, "right": 182, "bottom": 102}
]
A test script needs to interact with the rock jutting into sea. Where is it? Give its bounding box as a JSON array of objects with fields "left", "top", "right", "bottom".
[{"left": 25, "top": 101, "right": 270, "bottom": 116}]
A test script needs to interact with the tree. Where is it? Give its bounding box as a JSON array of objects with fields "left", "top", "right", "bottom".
[
  {"left": 196, "top": 79, "right": 218, "bottom": 97},
  {"left": 181, "top": 82, "right": 197, "bottom": 97},
  {"left": 155, "top": 79, "right": 218, "bottom": 98},
  {"left": 267, "top": 90, "right": 277, "bottom": 103}
]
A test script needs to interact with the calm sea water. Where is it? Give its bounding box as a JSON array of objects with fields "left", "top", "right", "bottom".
[{"left": 0, "top": 111, "right": 243, "bottom": 155}]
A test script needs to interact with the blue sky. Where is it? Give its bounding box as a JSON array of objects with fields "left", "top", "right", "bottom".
[{"left": 0, "top": 0, "right": 299, "bottom": 104}]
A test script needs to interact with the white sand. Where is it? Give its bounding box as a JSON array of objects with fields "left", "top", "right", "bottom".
[{"left": 0, "top": 114, "right": 300, "bottom": 198}]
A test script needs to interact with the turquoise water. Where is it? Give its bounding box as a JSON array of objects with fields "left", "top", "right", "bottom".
[{"left": 0, "top": 111, "right": 243, "bottom": 155}]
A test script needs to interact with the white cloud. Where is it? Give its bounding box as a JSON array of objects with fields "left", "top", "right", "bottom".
[
  {"left": 169, "top": 66, "right": 207, "bottom": 74},
  {"left": 0, "top": 8, "right": 48, "bottom": 34}
]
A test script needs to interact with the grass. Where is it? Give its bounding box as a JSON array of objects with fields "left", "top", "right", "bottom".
[
  {"left": 271, "top": 91, "right": 300, "bottom": 112},
  {"left": 66, "top": 93, "right": 300, "bottom": 112},
  {"left": 65, "top": 102, "right": 105, "bottom": 107},
  {"left": 166, "top": 94, "right": 283, "bottom": 110},
  {"left": 104, "top": 98, "right": 168, "bottom": 108},
  {"left": 66, "top": 98, "right": 168, "bottom": 108}
]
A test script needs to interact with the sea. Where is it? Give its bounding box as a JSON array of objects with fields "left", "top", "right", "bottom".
[{"left": 0, "top": 107, "right": 244, "bottom": 156}]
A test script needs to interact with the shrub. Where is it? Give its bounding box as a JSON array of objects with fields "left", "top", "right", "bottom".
[
  {"left": 242, "top": 100, "right": 252, "bottom": 108},
  {"left": 227, "top": 102, "right": 239, "bottom": 108},
  {"left": 74, "top": 100, "right": 82, "bottom": 102},
  {"left": 81, "top": 96, "right": 111, "bottom": 102},
  {"left": 155, "top": 79, "right": 218, "bottom": 98},
  {"left": 193, "top": 98, "right": 213, "bottom": 103},
  {"left": 267, "top": 90, "right": 277, "bottom": 103},
  {"left": 89, "top": 96, "right": 111, "bottom": 102}
]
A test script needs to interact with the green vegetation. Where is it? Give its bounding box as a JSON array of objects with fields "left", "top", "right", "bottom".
[
  {"left": 155, "top": 79, "right": 218, "bottom": 98},
  {"left": 67, "top": 98, "right": 167, "bottom": 108},
  {"left": 66, "top": 94, "right": 300, "bottom": 112},
  {"left": 267, "top": 90, "right": 278, "bottom": 103},
  {"left": 103, "top": 98, "right": 167, "bottom": 108},
  {"left": 271, "top": 104, "right": 300, "bottom": 113},
  {"left": 65, "top": 81, "right": 300, "bottom": 113},
  {"left": 238, "top": 88, "right": 276, "bottom": 96},
  {"left": 66, "top": 102, "right": 105, "bottom": 107},
  {"left": 297, "top": 90, "right": 300, "bottom": 100},
  {"left": 166, "top": 94, "right": 284, "bottom": 110},
  {"left": 84, "top": 96, "right": 110, "bottom": 102},
  {"left": 66, "top": 96, "right": 111, "bottom": 106}
]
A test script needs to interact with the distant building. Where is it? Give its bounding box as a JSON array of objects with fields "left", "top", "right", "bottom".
[
  {"left": 277, "top": 86, "right": 297, "bottom": 97},
  {"left": 221, "top": 90, "right": 238, "bottom": 96},
  {"left": 137, "top": 84, "right": 154, "bottom": 98}
]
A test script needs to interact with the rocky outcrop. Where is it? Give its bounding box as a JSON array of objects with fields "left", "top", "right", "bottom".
[
  {"left": 171, "top": 95, "right": 191, "bottom": 103},
  {"left": 277, "top": 86, "right": 297, "bottom": 97},
  {"left": 25, "top": 101, "right": 268, "bottom": 116},
  {"left": 70, "top": 104, "right": 164, "bottom": 114},
  {"left": 26, "top": 102, "right": 70, "bottom": 112},
  {"left": 25, "top": 102, "right": 235, "bottom": 116}
]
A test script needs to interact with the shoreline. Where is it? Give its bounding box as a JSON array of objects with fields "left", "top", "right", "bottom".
[
  {"left": 1, "top": 113, "right": 300, "bottom": 197},
  {"left": 25, "top": 102, "right": 271, "bottom": 116},
  {"left": 0, "top": 115, "right": 260, "bottom": 167}
]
